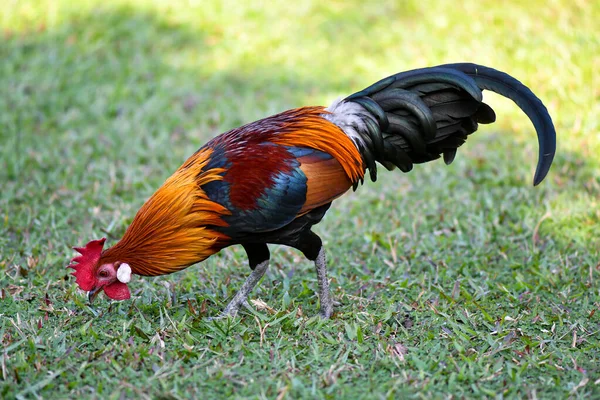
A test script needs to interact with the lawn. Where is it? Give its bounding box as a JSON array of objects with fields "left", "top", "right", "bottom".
[{"left": 1, "top": 0, "right": 599, "bottom": 398}]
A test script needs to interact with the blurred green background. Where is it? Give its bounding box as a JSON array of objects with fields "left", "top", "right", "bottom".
[{"left": 1, "top": 0, "right": 599, "bottom": 398}]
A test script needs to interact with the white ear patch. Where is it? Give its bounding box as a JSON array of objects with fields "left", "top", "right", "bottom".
[{"left": 117, "top": 263, "right": 132, "bottom": 283}]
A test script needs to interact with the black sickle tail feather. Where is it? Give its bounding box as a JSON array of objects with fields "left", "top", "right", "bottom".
[{"left": 344, "top": 63, "right": 556, "bottom": 187}]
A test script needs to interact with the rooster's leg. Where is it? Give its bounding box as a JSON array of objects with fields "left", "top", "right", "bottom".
[
  {"left": 314, "top": 247, "right": 334, "bottom": 318},
  {"left": 215, "top": 243, "right": 271, "bottom": 318},
  {"left": 297, "top": 231, "right": 334, "bottom": 318},
  {"left": 218, "top": 260, "right": 269, "bottom": 317}
]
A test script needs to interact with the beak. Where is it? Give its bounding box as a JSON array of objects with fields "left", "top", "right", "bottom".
[{"left": 87, "top": 287, "right": 101, "bottom": 304}]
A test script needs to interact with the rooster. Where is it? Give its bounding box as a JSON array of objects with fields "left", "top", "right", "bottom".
[{"left": 68, "top": 63, "right": 556, "bottom": 318}]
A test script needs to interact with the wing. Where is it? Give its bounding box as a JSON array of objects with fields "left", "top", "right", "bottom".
[
  {"left": 202, "top": 143, "right": 352, "bottom": 240},
  {"left": 199, "top": 106, "right": 363, "bottom": 241}
]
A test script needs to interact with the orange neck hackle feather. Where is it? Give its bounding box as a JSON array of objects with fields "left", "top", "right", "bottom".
[{"left": 99, "top": 148, "right": 230, "bottom": 276}]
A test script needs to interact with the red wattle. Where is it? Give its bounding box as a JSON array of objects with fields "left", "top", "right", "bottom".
[{"left": 103, "top": 281, "right": 131, "bottom": 300}]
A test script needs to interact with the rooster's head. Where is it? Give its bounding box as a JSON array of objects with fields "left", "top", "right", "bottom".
[{"left": 67, "top": 238, "right": 131, "bottom": 303}]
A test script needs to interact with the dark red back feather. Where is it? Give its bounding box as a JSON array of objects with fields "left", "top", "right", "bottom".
[{"left": 223, "top": 144, "right": 295, "bottom": 210}]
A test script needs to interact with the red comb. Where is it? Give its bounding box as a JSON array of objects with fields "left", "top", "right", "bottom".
[{"left": 67, "top": 238, "right": 106, "bottom": 291}]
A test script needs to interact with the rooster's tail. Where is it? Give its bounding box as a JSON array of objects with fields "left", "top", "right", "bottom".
[{"left": 324, "top": 63, "right": 556, "bottom": 188}]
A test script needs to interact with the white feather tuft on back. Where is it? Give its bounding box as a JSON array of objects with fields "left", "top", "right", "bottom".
[{"left": 323, "top": 98, "right": 374, "bottom": 148}]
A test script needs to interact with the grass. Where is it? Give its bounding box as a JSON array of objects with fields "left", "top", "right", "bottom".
[{"left": 1, "top": 0, "right": 599, "bottom": 398}]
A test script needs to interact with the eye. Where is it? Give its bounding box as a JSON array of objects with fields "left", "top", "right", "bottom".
[{"left": 99, "top": 270, "right": 109, "bottom": 278}]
